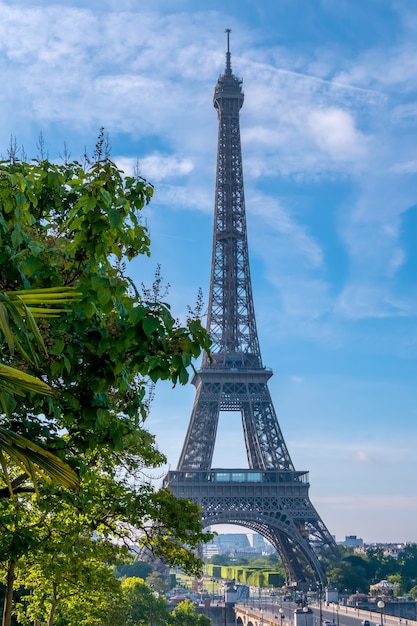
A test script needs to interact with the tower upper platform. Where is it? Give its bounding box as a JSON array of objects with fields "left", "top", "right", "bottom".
[{"left": 213, "top": 29, "right": 244, "bottom": 108}]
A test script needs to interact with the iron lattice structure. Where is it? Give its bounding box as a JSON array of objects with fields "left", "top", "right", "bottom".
[{"left": 163, "top": 31, "right": 338, "bottom": 586}]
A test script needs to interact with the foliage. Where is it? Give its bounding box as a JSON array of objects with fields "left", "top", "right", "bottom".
[
  {"left": 208, "top": 554, "right": 230, "bottom": 566},
  {"left": 326, "top": 560, "right": 369, "bottom": 593},
  {"left": 13, "top": 514, "right": 123, "bottom": 626},
  {"left": 0, "top": 287, "right": 81, "bottom": 492},
  {"left": 0, "top": 155, "right": 211, "bottom": 464},
  {"left": 207, "top": 552, "right": 280, "bottom": 570},
  {"left": 0, "top": 425, "right": 79, "bottom": 496},
  {"left": 115, "top": 560, "right": 153, "bottom": 580},
  {"left": 245, "top": 554, "right": 280, "bottom": 569},
  {"left": 168, "top": 599, "right": 210, "bottom": 626},
  {"left": 0, "top": 148, "right": 213, "bottom": 625},
  {"left": 120, "top": 577, "right": 169, "bottom": 626},
  {"left": 205, "top": 555, "right": 285, "bottom": 589},
  {"left": 324, "top": 545, "right": 417, "bottom": 596},
  {"left": 396, "top": 544, "right": 417, "bottom": 593},
  {"left": 364, "top": 548, "right": 398, "bottom": 584},
  {"left": 145, "top": 570, "right": 169, "bottom": 594},
  {"left": 205, "top": 547, "right": 417, "bottom": 595}
]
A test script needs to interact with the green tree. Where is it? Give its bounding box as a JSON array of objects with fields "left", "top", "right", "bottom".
[
  {"left": 0, "top": 149, "right": 213, "bottom": 626},
  {"left": 209, "top": 554, "right": 230, "bottom": 566},
  {"left": 120, "top": 577, "right": 169, "bottom": 626},
  {"left": 326, "top": 560, "right": 369, "bottom": 593},
  {"left": 0, "top": 154, "right": 210, "bottom": 471},
  {"left": 387, "top": 574, "right": 402, "bottom": 596},
  {"left": 244, "top": 554, "right": 281, "bottom": 570},
  {"left": 115, "top": 561, "right": 153, "bottom": 580},
  {"left": 364, "top": 548, "right": 398, "bottom": 584},
  {"left": 1, "top": 442, "right": 211, "bottom": 626},
  {"left": 13, "top": 520, "right": 122, "bottom": 626},
  {"left": 146, "top": 571, "right": 169, "bottom": 594},
  {"left": 168, "top": 599, "right": 210, "bottom": 626},
  {"left": 396, "top": 544, "right": 417, "bottom": 593}
]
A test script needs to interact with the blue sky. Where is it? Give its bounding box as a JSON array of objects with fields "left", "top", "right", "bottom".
[{"left": 2, "top": 0, "right": 417, "bottom": 544}]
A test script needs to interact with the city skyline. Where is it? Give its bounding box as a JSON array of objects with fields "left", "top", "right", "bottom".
[{"left": 1, "top": 0, "right": 417, "bottom": 543}]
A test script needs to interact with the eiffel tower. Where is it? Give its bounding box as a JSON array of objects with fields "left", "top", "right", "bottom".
[{"left": 163, "top": 31, "right": 338, "bottom": 587}]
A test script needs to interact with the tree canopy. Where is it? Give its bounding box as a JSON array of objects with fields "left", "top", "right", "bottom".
[{"left": 0, "top": 146, "right": 212, "bottom": 626}]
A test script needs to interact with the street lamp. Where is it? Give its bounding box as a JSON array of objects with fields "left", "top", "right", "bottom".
[
  {"left": 279, "top": 607, "right": 284, "bottom": 626},
  {"left": 303, "top": 605, "right": 309, "bottom": 626},
  {"left": 318, "top": 583, "right": 323, "bottom": 626},
  {"left": 377, "top": 600, "right": 385, "bottom": 626}
]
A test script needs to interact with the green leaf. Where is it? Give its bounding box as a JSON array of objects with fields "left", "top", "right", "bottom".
[
  {"left": 77, "top": 194, "right": 98, "bottom": 213},
  {"left": 50, "top": 337, "right": 65, "bottom": 356},
  {"left": 99, "top": 187, "right": 112, "bottom": 205},
  {"left": 142, "top": 316, "right": 160, "bottom": 338}
]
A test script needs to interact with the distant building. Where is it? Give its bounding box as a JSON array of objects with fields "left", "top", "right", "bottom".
[
  {"left": 362, "top": 542, "right": 408, "bottom": 558},
  {"left": 339, "top": 535, "right": 364, "bottom": 548},
  {"left": 218, "top": 533, "right": 251, "bottom": 552},
  {"left": 383, "top": 544, "right": 406, "bottom": 559},
  {"left": 202, "top": 532, "right": 273, "bottom": 558},
  {"left": 248, "top": 533, "right": 265, "bottom": 548},
  {"left": 336, "top": 539, "right": 412, "bottom": 559}
]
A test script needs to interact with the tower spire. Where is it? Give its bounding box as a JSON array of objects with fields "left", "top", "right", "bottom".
[{"left": 225, "top": 28, "right": 232, "bottom": 74}]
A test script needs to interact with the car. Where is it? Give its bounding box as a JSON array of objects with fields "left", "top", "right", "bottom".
[
  {"left": 361, "top": 621, "right": 370, "bottom": 626},
  {"left": 323, "top": 621, "right": 334, "bottom": 626}
]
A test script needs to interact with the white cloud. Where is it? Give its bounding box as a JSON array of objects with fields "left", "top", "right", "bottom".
[
  {"left": 116, "top": 153, "right": 194, "bottom": 181},
  {"left": 308, "top": 107, "right": 367, "bottom": 160},
  {"left": 390, "top": 159, "right": 417, "bottom": 174},
  {"left": 151, "top": 183, "right": 212, "bottom": 213},
  {"left": 335, "top": 286, "right": 412, "bottom": 320}
]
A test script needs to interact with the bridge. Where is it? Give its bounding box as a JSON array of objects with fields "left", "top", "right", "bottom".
[
  {"left": 235, "top": 605, "right": 287, "bottom": 626},
  {"left": 232, "top": 603, "right": 417, "bottom": 626},
  {"left": 235, "top": 605, "right": 312, "bottom": 626}
]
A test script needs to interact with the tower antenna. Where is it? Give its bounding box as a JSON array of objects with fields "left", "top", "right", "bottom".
[{"left": 225, "top": 28, "right": 232, "bottom": 73}]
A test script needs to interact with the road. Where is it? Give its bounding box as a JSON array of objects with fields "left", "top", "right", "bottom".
[{"left": 236, "top": 599, "right": 416, "bottom": 626}]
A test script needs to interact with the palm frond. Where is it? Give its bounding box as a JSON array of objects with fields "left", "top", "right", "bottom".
[
  {"left": 0, "top": 427, "right": 80, "bottom": 492},
  {"left": 0, "top": 286, "right": 82, "bottom": 493},
  {"left": 0, "top": 363, "right": 54, "bottom": 396},
  {"left": 0, "top": 286, "right": 81, "bottom": 370}
]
